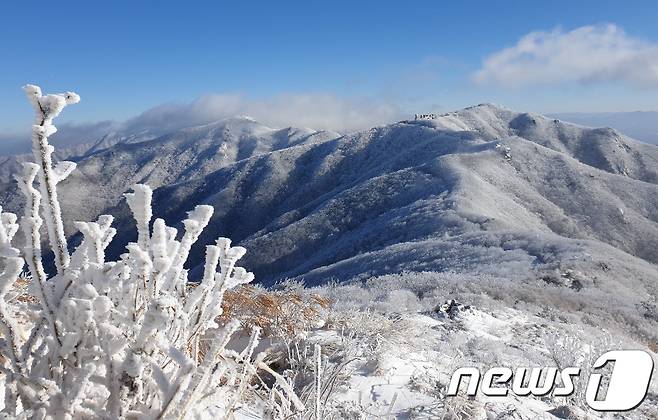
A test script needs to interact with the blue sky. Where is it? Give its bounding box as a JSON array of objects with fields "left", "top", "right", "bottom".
[{"left": 2, "top": 0, "right": 658, "bottom": 142}]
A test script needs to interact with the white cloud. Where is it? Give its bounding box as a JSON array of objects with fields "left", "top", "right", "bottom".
[
  {"left": 123, "top": 93, "right": 405, "bottom": 135},
  {"left": 474, "top": 24, "right": 658, "bottom": 87}
]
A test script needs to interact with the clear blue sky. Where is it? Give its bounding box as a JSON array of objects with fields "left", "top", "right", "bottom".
[{"left": 2, "top": 0, "right": 658, "bottom": 135}]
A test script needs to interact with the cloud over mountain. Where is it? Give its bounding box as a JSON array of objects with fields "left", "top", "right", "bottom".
[
  {"left": 123, "top": 93, "right": 405, "bottom": 135},
  {"left": 1, "top": 93, "right": 405, "bottom": 156},
  {"left": 474, "top": 24, "right": 658, "bottom": 87}
]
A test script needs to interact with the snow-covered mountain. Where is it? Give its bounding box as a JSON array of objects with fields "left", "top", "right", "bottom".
[
  {"left": 87, "top": 105, "right": 657, "bottom": 288},
  {"left": 552, "top": 111, "right": 658, "bottom": 145},
  {"left": 0, "top": 117, "right": 340, "bottom": 231},
  {"left": 2, "top": 104, "right": 658, "bottom": 297}
]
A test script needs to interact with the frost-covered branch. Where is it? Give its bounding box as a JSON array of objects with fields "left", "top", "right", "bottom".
[
  {"left": 23, "top": 84, "right": 79, "bottom": 275},
  {"left": 15, "top": 164, "right": 61, "bottom": 348}
]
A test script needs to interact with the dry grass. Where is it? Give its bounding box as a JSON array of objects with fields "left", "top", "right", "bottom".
[{"left": 219, "top": 285, "right": 331, "bottom": 339}]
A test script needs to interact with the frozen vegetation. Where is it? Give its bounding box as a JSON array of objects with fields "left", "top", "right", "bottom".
[
  {"left": 0, "top": 88, "right": 657, "bottom": 418},
  {"left": 0, "top": 86, "right": 306, "bottom": 418}
]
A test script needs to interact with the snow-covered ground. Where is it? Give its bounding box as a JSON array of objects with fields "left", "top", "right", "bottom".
[{"left": 288, "top": 284, "right": 658, "bottom": 419}]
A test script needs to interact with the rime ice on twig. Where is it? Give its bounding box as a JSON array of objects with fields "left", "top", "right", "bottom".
[
  {"left": 0, "top": 85, "right": 304, "bottom": 419},
  {"left": 23, "top": 84, "right": 79, "bottom": 275}
]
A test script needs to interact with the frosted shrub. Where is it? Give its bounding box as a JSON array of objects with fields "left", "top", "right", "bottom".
[{"left": 0, "top": 85, "right": 303, "bottom": 418}]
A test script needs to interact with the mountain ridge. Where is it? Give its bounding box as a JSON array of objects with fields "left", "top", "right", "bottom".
[
  {"left": 84, "top": 105, "right": 658, "bottom": 289},
  {"left": 1, "top": 105, "right": 657, "bottom": 296}
]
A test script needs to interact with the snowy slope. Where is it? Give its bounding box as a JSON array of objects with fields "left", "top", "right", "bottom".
[
  {"left": 433, "top": 104, "right": 658, "bottom": 184},
  {"left": 2, "top": 104, "right": 658, "bottom": 302},
  {"left": 87, "top": 106, "right": 657, "bottom": 288},
  {"left": 551, "top": 111, "right": 658, "bottom": 145},
  {"left": 302, "top": 296, "right": 658, "bottom": 419},
  {"left": 0, "top": 117, "right": 340, "bottom": 233}
]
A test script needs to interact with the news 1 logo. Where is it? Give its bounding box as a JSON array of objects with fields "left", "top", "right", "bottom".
[{"left": 447, "top": 350, "right": 654, "bottom": 411}]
